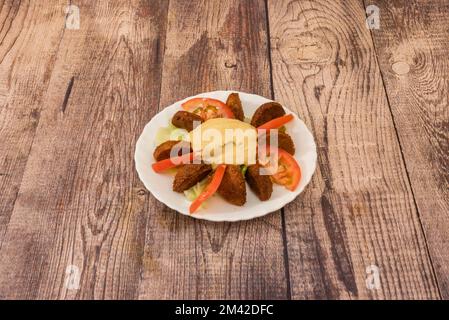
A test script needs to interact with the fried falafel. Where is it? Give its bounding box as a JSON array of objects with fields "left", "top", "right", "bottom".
[
  {"left": 217, "top": 165, "right": 246, "bottom": 206},
  {"left": 172, "top": 110, "right": 203, "bottom": 132},
  {"left": 259, "top": 131, "right": 295, "bottom": 155},
  {"left": 245, "top": 164, "right": 273, "bottom": 201},
  {"left": 173, "top": 163, "right": 212, "bottom": 192},
  {"left": 250, "top": 102, "right": 286, "bottom": 128},
  {"left": 153, "top": 140, "right": 192, "bottom": 161},
  {"left": 226, "top": 93, "right": 245, "bottom": 121}
]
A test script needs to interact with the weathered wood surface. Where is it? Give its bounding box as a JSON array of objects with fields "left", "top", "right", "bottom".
[
  {"left": 0, "top": 0, "right": 447, "bottom": 299},
  {"left": 0, "top": 0, "right": 169, "bottom": 299},
  {"left": 0, "top": 0, "right": 67, "bottom": 247},
  {"left": 267, "top": 0, "right": 440, "bottom": 299},
  {"left": 137, "top": 0, "right": 288, "bottom": 300},
  {"left": 369, "top": 0, "right": 449, "bottom": 298}
]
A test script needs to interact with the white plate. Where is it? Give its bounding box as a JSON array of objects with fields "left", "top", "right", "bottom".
[{"left": 135, "top": 91, "right": 317, "bottom": 222}]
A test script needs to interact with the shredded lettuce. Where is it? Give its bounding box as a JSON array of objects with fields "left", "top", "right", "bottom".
[
  {"left": 240, "top": 165, "right": 248, "bottom": 176},
  {"left": 155, "top": 123, "right": 189, "bottom": 145},
  {"left": 170, "top": 128, "right": 189, "bottom": 141},
  {"left": 183, "top": 178, "right": 208, "bottom": 202}
]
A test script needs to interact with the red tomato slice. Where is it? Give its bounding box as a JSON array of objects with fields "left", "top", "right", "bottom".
[
  {"left": 263, "top": 147, "right": 301, "bottom": 191},
  {"left": 257, "top": 114, "right": 294, "bottom": 130},
  {"left": 152, "top": 152, "right": 194, "bottom": 173},
  {"left": 189, "top": 164, "right": 227, "bottom": 214},
  {"left": 182, "top": 98, "right": 234, "bottom": 120}
]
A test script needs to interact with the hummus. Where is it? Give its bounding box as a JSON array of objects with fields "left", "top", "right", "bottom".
[{"left": 189, "top": 118, "right": 257, "bottom": 165}]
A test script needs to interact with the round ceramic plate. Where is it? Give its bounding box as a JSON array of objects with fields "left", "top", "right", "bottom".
[{"left": 135, "top": 91, "right": 317, "bottom": 222}]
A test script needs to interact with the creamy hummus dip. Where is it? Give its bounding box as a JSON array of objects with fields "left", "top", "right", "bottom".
[{"left": 189, "top": 118, "right": 257, "bottom": 165}]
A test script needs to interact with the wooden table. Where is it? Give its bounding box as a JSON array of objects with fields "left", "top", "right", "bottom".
[{"left": 0, "top": 0, "right": 447, "bottom": 300}]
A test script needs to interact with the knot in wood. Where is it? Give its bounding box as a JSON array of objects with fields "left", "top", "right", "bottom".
[
  {"left": 224, "top": 61, "right": 237, "bottom": 69},
  {"left": 137, "top": 189, "right": 147, "bottom": 196},
  {"left": 391, "top": 61, "right": 410, "bottom": 75},
  {"left": 278, "top": 31, "right": 332, "bottom": 66}
]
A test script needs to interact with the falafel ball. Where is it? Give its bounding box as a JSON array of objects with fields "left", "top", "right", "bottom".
[
  {"left": 245, "top": 164, "right": 273, "bottom": 201},
  {"left": 226, "top": 93, "right": 245, "bottom": 121},
  {"left": 172, "top": 110, "right": 203, "bottom": 132},
  {"left": 153, "top": 140, "right": 192, "bottom": 161},
  {"left": 259, "top": 131, "right": 295, "bottom": 155},
  {"left": 250, "top": 102, "right": 285, "bottom": 128},
  {"left": 173, "top": 163, "right": 212, "bottom": 192},
  {"left": 217, "top": 165, "right": 246, "bottom": 206}
]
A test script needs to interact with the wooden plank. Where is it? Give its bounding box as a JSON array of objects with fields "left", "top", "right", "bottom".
[
  {"left": 0, "top": 0, "right": 169, "bottom": 299},
  {"left": 137, "top": 0, "right": 288, "bottom": 299},
  {"left": 267, "top": 0, "right": 440, "bottom": 299},
  {"left": 0, "top": 1, "right": 67, "bottom": 246},
  {"left": 369, "top": 0, "right": 449, "bottom": 297}
]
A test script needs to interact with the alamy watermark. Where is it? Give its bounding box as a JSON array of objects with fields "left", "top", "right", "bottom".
[
  {"left": 65, "top": 4, "right": 80, "bottom": 30},
  {"left": 365, "top": 5, "right": 380, "bottom": 30},
  {"left": 366, "top": 264, "right": 381, "bottom": 290},
  {"left": 64, "top": 264, "right": 81, "bottom": 290}
]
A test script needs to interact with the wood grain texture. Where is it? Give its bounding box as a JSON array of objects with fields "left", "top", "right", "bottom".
[
  {"left": 137, "top": 0, "right": 289, "bottom": 299},
  {"left": 267, "top": 0, "right": 440, "bottom": 299},
  {"left": 0, "top": 1, "right": 67, "bottom": 246},
  {"left": 0, "top": 0, "right": 445, "bottom": 300},
  {"left": 369, "top": 0, "right": 449, "bottom": 298},
  {"left": 0, "top": 0, "right": 169, "bottom": 299}
]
